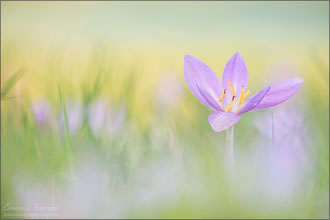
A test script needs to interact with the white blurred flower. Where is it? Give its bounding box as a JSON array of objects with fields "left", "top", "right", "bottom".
[
  {"left": 59, "top": 100, "right": 84, "bottom": 136},
  {"left": 88, "top": 99, "right": 126, "bottom": 138},
  {"left": 15, "top": 162, "right": 127, "bottom": 218},
  {"left": 131, "top": 158, "right": 183, "bottom": 211}
]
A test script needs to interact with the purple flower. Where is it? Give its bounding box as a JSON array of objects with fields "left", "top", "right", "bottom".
[
  {"left": 31, "top": 100, "right": 54, "bottom": 128},
  {"left": 184, "top": 52, "right": 303, "bottom": 132}
]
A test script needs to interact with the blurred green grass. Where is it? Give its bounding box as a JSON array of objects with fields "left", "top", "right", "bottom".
[{"left": 1, "top": 49, "right": 328, "bottom": 218}]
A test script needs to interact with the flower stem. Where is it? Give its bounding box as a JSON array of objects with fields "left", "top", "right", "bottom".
[
  {"left": 226, "top": 126, "right": 234, "bottom": 167},
  {"left": 271, "top": 111, "right": 274, "bottom": 148}
]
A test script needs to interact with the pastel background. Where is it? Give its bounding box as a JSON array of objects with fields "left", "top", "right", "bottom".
[{"left": 1, "top": 1, "right": 329, "bottom": 218}]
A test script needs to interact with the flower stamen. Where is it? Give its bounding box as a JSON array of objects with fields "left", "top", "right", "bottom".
[
  {"left": 219, "top": 88, "right": 226, "bottom": 103},
  {"left": 228, "top": 81, "right": 236, "bottom": 97},
  {"left": 243, "top": 90, "right": 250, "bottom": 99},
  {"left": 224, "top": 100, "right": 236, "bottom": 112},
  {"left": 238, "top": 89, "right": 245, "bottom": 104},
  {"left": 235, "top": 90, "right": 251, "bottom": 113}
]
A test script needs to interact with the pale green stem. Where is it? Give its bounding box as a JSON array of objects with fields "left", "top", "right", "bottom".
[
  {"left": 271, "top": 111, "right": 274, "bottom": 148},
  {"left": 226, "top": 126, "right": 234, "bottom": 167}
]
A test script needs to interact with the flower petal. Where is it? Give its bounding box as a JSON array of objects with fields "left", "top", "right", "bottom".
[
  {"left": 253, "top": 78, "right": 303, "bottom": 111},
  {"left": 184, "top": 55, "right": 222, "bottom": 110},
  {"left": 237, "top": 86, "right": 271, "bottom": 114},
  {"left": 196, "top": 84, "right": 222, "bottom": 111},
  {"left": 208, "top": 111, "right": 241, "bottom": 132},
  {"left": 222, "top": 52, "right": 248, "bottom": 96}
]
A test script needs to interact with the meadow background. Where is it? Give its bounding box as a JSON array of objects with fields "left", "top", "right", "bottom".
[{"left": 1, "top": 1, "right": 329, "bottom": 218}]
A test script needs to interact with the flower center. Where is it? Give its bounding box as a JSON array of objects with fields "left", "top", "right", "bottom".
[{"left": 219, "top": 81, "right": 250, "bottom": 113}]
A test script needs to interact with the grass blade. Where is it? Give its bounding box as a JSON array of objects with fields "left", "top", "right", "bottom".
[{"left": 1, "top": 68, "right": 25, "bottom": 99}]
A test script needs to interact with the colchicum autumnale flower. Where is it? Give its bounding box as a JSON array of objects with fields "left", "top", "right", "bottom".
[{"left": 184, "top": 52, "right": 303, "bottom": 132}]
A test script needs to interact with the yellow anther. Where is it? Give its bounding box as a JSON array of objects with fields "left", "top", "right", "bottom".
[
  {"left": 235, "top": 90, "right": 251, "bottom": 113},
  {"left": 224, "top": 100, "right": 236, "bottom": 112},
  {"left": 238, "top": 89, "right": 245, "bottom": 104},
  {"left": 228, "top": 81, "right": 236, "bottom": 97},
  {"left": 219, "top": 88, "right": 226, "bottom": 103},
  {"left": 243, "top": 90, "right": 250, "bottom": 99}
]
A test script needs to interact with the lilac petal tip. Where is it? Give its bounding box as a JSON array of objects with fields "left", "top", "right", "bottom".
[
  {"left": 253, "top": 78, "right": 303, "bottom": 111},
  {"left": 208, "top": 111, "right": 241, "bottom": 132},
  {"left": 222, "top": 52, "right": 249, "bottom": 96}
]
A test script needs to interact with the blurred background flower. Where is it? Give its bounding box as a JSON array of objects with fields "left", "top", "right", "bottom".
[
  {"left": 254, "top": 107, "right": 307, "bottom": 147},
  {"left": 88, "top": 98, "right": 126, "bottom": 138},
  {"left": 31, "top": 100, "right": 55, "bottom": 129},
  {"left": 59, "top": 100, "right": 84, "bottom": 136}
]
